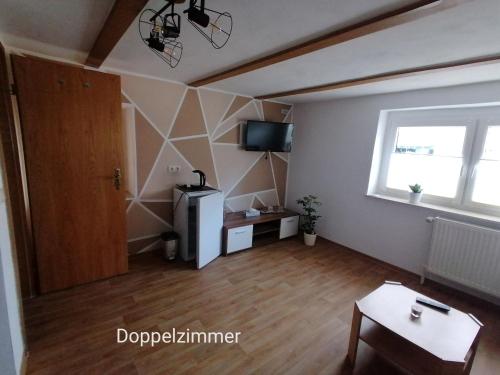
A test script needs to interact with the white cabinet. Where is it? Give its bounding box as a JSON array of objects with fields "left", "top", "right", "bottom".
[
  {"left": 173, "top": 187, "right": 223, "bottom": 269},
  {"left": 279, "top": 216, "right": 299, "bottom": 239},
  {"left": 223, "top": 211, "right": 300, "bottom": 255},
  {"left": 226, "top": 225, "right": 253, "bottom": 254}
]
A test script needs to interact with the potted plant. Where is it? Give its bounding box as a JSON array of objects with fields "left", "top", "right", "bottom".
[
  {"left": 296, "top": 195, "right": 321, "bottom": 246},
  {"left": 408, "top": 184, "right": 423, "bottom": 204}
]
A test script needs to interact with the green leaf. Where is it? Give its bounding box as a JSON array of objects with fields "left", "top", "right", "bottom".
[{"left": 297, "top": 194, "right": 321, "bottom": 233}]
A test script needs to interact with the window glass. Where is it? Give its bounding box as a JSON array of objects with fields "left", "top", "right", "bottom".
[
  {"left": 386, "top": 126, "right": 466, "bottom": 198},
  {"left": 472, "top": 126, "right": 500, "bottom": 206}
]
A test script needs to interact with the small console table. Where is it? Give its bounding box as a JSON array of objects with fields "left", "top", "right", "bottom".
[
  {"left": 223, "top": 209, "right": 300, "bottom": 255},
  {"left": 348, "top": 282, "right": 483, "bottom": 374}
]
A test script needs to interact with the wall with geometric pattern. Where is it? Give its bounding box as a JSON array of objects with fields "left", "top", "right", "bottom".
[{"left": 120, "top": 73, "right": 292, "bottom": 255}]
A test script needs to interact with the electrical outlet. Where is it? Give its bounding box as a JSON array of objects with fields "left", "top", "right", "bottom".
[{"left": 168, "top": 165, "right": 180, "bottom": 173}]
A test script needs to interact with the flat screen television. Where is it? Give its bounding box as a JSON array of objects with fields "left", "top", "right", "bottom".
[{"left": 244, "top": 120, "right": 294, "bottom": 152}]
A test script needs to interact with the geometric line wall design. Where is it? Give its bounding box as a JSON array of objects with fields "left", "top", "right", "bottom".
[{"left": 121, "top": 73, "right": 292, "bottom": 255}]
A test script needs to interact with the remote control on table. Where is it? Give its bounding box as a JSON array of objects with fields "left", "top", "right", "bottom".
[{"left": 416, "top": 296, "right": 450, "bottom": 312}]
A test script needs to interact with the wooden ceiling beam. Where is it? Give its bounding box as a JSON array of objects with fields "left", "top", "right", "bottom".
[
  {"left": 188, "top": 0, "right": 470, "bottom": 87},
  {"left": 255, "top": 54, "right": 500, "bottom": 100},
  {"left": 85, "top": 0, "right": 149, "bottom": 68}
]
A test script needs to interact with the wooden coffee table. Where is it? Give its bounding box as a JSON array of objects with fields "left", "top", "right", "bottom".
[{"left": 347, "top": 282, "right": 483, "bottom": 375}]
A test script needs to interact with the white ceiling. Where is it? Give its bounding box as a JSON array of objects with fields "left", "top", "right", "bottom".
[
  {"left": 0, "top": 0, "right": 115, "bottom": 62},
  {"left": 209, "top": 0, "right": 500, "bottom": 99},
  {"left": 104, "top": 0, "right": 415, "bottom": 82},
  {"left": 0, "top": 0, "right": 499, "bottom": 102},
  {"left": 278, "top": 62, "right": 500, "bottom": 103}
]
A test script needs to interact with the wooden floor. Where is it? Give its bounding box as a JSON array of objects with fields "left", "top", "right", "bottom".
[{"left": 24, "top": 237, "right": 500, "bottom": 375}]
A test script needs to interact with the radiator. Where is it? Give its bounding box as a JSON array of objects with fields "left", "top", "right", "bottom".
[{"left": 425, "top": 217, "right": 500, "bottom": 298}]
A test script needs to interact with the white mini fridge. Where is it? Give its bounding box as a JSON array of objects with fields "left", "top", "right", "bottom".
[{"left": 173, "top": 186, "right": 224, "bottom": 269}]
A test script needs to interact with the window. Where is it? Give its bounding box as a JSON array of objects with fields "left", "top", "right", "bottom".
[
  {"left": 372, "top": 106, "right": 500, "bottom": 217},
  {"left": 386, "top": 126, "right": 466, "bottom": 198},
  {"left": 471, "top": 126, "right": 500, "bottom": 206}
]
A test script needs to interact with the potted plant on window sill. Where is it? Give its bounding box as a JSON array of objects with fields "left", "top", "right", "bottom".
[
  {"left": 408, "top": 184, "right": 423, "bottom": 204},
  {"left": 296, "top": 195, "right": 321, "bottom": 246}
]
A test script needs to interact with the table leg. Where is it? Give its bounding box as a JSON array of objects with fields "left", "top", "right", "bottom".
[
  {"left": 464, "top": 333, "right": 481, "bottom": 375},
  {"left": 347, "top": 302, "right": 362, "bottom": 367}
]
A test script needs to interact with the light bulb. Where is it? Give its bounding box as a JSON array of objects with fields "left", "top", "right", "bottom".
[{"left": 210, "top": 20, "right": 222, "bottom": 34}]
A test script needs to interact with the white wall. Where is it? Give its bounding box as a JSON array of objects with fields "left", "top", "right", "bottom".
[
  {"left": 287, "top": 81, "right": 500, "bottom": 275},
  {"left": 0, "top": 155, "right": 25, "bottom": 374}
]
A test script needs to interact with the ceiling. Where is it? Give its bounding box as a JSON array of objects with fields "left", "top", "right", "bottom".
[
  {"left": 206, "top": 0, "right": 500, "bottom": 98},
  {"left": 104, "top": 0, "right": 416, "bottom": 82},
  {"left": 0, "top": 0, "right": 499, "bottom": 102},
  {"left": 0, "top": 0, "right": 115, "bottom": 62},
  {"left": 278, "top": 62, "right": 500, "bottom": 103}
]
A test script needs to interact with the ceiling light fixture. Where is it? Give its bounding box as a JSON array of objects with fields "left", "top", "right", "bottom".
[
  {"left": 138, "top": 0, "right": 233, "bottom": 68},
  {"left": 184, "top": 0, "right": 232, "bottom": 49}
]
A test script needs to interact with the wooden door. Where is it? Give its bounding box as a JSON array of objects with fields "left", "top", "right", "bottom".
[{"left": 12, "top": 56, "right": 127, "bottom": 293}]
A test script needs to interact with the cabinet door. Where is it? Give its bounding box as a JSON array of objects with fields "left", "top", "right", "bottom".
[
  {"left": 196, "top": 192, "right": 223, "bottom": 269},
  {"left": 227, "top": 225, "right": 253, "bottom": 254},
  {"left": 279, "top": 216, "right": 299, "bottom": 239}
]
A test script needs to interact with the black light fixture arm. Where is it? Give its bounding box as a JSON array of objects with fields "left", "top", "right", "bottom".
[
  {"left": 139, "top": 0, "right": 232, "bottom": 68},
  {"left": 149, "top": 1, "right": 175, "bottom": 22},
  {"left": 184, "top": 0, "right": 210, "bottom": 28},
  {"left": 195, "top": 0, "right": 205, "bottom": 10},
  {"left": 184, "top": 0, "right": 205, "bottom": 13},
  {"left": 185, "top": 0, "right": 206, "bottom": 12}
]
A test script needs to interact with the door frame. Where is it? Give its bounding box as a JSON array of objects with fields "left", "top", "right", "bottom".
[{"left": 0, "top": 44, "right": 37, "bottom": 297}]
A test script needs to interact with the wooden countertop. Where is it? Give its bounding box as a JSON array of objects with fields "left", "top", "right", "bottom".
[{"left": 223, "top": 209, "right": 299, "bottom": 229}]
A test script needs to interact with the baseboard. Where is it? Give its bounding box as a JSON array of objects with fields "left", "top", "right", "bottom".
[
  {"left": 318, "top": 236, "right": 420, "bottom": 278},
  {"left": 319, "top": 236, "right": 500, "bottom": 310},
  {"left": 423, "top": 271, "right": 500, "bottom": 307}
]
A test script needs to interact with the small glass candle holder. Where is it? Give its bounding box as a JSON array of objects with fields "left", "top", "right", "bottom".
[{"left": 411, "top": 304, "right": 423, "bottom": 319}]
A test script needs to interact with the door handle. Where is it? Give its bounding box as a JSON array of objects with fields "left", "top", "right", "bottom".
[{"left": 113, "top": 168, "right": 121, "bottom": 190}]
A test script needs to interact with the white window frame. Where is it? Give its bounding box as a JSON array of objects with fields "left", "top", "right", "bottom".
[{"left": 374, "top": 106, "right": 500, "bottom": 217}]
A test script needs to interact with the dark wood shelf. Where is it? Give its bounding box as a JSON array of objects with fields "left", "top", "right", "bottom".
[
  {"left": 223, "top": 209, "right": 299, "bottom": 255},
  {"left": 223, "top": 209, "right": 299, "bottom": 229},
  {"left": 252, "top": 232, "right": 280, "bottom": 248},
  {"left": 253, "top": 227, "right": 280, "bottom": 236},
  {"left": 359, "top": 318, "right": 438, "bottom": 375},
  {"left": 253, "top": 221, "right": 281, "bottom": 237}
]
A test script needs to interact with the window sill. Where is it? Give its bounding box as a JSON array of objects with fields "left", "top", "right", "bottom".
[{"left": 366, "top": 193, "right": 500, "bottom": 225}]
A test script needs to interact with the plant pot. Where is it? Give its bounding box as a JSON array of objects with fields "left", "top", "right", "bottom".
[
  {"left": 304, "top": 232, "right": 317, "bottom": 246},
  {"left": 409, "top": 192, "right": 423, "bottom": 204}
]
